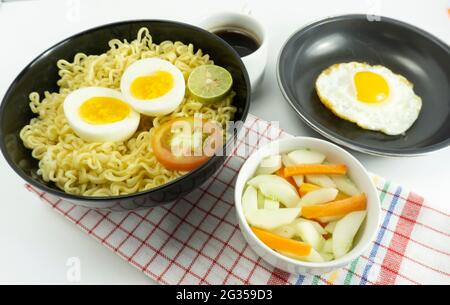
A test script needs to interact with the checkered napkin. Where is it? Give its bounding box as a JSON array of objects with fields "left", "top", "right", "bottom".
[{"left": 26, "top": 114, "right": 450, "bottom": 285}]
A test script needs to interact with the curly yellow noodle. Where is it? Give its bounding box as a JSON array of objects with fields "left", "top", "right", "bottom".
[{"left": 20, "top": 27, "right": 237, "bottom": 196}]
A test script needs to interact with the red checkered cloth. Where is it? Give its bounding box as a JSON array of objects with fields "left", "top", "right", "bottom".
[{"left": 26, "top": 114, "right": 450, "bottom": 285}]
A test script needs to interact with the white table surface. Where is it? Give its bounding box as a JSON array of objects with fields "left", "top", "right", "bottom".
[{"left": 0, "top": 0, "right": 448, "bottom": 284}]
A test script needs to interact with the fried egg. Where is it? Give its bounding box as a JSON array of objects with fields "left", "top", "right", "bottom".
[
  {"left": 315, "top": 62, "right": 422, "bottom": 135},
  {"left": 120, "top": 58, "right": 185, "bottom": 116},
  {"left": 63, "top": 87, "right": 140, "bottom": 142}
]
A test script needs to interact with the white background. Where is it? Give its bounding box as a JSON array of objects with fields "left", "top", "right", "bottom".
[{"left": 0, "top": 0, "right": 449, "bottom": 284}]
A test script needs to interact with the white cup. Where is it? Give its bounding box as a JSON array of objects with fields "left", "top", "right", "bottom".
[{"left": 198, "top": 11, "right": 268, "bottom": 92}]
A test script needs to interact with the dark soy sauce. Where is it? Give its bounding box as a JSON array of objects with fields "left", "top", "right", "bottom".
[{"left": 213, "top": 28, "right": 260, "bottom": 57}]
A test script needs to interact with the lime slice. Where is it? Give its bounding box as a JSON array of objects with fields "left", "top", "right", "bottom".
[{"left": 188, "top": 65, "right": 233, "bottom": 102}]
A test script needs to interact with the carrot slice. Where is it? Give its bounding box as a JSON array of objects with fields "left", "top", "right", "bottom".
[
  {"left": 302, "top": 193, "right": 367, "bottom": 219},
  {"left": 251, "top": 227, "right": 312, "bottom": 256},
  {"left": 284, "top": 164, "right": 347, "bottom": 177},
  {"left": 336, "top": 192, "right": 349, "bottom": 200},
  {"left": 276, "top": 166, "right": 297, "bottom": 188},
  {"left": 299, "top": 182, "right": 349, "bottom": 199},
  {"left": 299, "top": 183, "right": 320, "bottom": 196}
]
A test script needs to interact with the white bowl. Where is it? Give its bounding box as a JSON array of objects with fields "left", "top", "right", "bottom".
[{"left": 234, "top": 137, "right": 381, "bottom": 275}]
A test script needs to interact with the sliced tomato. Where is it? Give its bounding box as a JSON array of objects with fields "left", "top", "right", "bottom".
[{"left": 151, "top": 117, "right": 222, "bottom": 171}]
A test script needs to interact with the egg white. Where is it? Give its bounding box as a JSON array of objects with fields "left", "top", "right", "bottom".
[
  {"left": 63, "top": 87, "right": 140, "bottom": 142},
  {"left": 120, "top": 58, "right": 185, "bottom": 116},
  {"left": 316, "top": 62, "right": 422, "bottom": 135}
]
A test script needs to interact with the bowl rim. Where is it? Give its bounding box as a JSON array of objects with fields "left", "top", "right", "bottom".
[
  {"left": 0, "top": 19, "right": 250, "bottom": 201},
  {"left": 234, "top": 136, "right": 381, "bottom": 268},
  {"left": 276, "top": 14, "right": 450, "bottom": 157}
]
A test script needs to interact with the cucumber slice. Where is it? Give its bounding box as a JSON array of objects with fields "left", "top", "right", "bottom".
[
  {"left": 319, "top": 252, "right": 334, "bottom": 261},
  {"left": 294, "top": 218, "right": 327, "bottom": 235},
  {"left": 246, "top": 208, "right": 301, "bottom": 231},
  {"left": 295, "top": 221, "right": 325, "bottom": 251},
  {"left": 257, "top": 190, "right": 265, "bottom": 209},
  {"left": 256, "top": 155, "right": 282, "bottom": 175},
  {"left": 330, "top": 175, "right": 361, "bottom": 196},
  {"left": 300, "top": 188, "right": 338, "bottom": 206},
  {"left": 287, "top": 149, "right": 326, "bottom": 164},
  {"left": 333, "top": 211, "right": 367, "bottom": 258},
  {"left": 271, "top": 225, "right": 296, "bottom": 239},
  {"left": 323, "top": 238, "right": 333, "bottom": 253},
  {"left": 263, "top": 199, "right": 280, "bottom": 210},
  {"left": 242, "top": 185, "right": 258, "bottom": 217},
  {"left": 306, "top": 175, "right": 336, "bottom": 188},
  {"left": 325, "top": 221, "right": 337, "bottom": 234},
  {"left": 247, "top": 175, "right": 300, "bottom": 208}
]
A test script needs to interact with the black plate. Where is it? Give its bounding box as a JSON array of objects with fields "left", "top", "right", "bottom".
[
  {"left": 277, "top": 15, "right": 450, "bottom": 156},
  {"left": 0, "top": 20, "right": 250, "bottom": 210}
]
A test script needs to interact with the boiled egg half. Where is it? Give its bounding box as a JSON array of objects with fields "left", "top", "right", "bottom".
[
  {"left": 63, "top": 87, "right": 140, "bottom": 142},
  {"left": 120, "top": 58, "right": 185, "bottom": 116}
]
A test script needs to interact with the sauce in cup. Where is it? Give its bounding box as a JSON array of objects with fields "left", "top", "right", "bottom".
[{"left": 213, "top": 28, "right": 260, "bottom": 57}]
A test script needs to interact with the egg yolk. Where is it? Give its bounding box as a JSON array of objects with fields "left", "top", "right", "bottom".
[
  {"left": 130, "top": 71, "right": 174, "bottom": 100},
  {"left": 79, "top": 97, "right": 130, "bottom": 124},
  {"left": 354, "top": 71, "right": 389, "bottom": 103}
]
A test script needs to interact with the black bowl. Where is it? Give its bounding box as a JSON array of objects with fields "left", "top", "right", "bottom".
[
  {"left": 277, "top": 15, "right": 450, "bottom": 156},
  {"left": 0, "top": 20, "right": 250, "bottom": 210}
]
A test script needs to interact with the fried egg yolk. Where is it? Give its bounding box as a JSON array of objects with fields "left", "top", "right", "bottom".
[
  {"left": 354, "top": 71, "right": 389, "bottom": 103},
  {"left": 79, "top": 96, "right": 131, "bottom": 124},
  {"left": 130, "top": 71, "right": 174, "bottom": 100}
]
